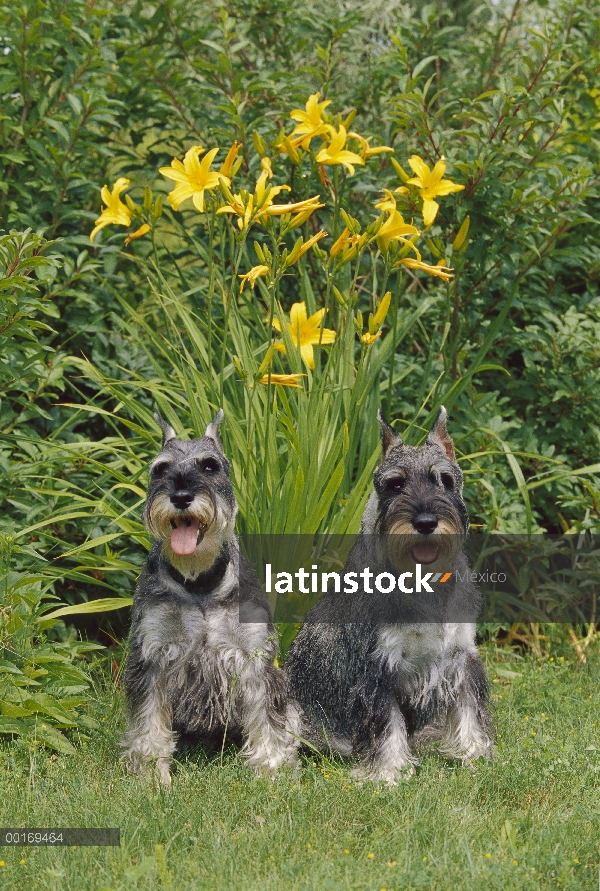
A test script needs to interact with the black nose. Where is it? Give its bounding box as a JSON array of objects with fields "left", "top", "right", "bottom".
[
  {"left": 170, "top": 490, "right": 193, "bottom": 510},
  {"left": 413, "top": 513, "right": 438, "bottom": 535}
]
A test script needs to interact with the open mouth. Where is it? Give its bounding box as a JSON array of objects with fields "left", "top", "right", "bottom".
[
  {"left": 169, "top": 518, "right": 207, "bottom": 556},
  {"left": 410, "top": 542, "right": 440, "bottom": 564}
]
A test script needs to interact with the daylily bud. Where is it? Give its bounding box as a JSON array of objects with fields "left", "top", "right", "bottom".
[
  {"left": 425, "top": 237, "right": 442, "bottom": 259},
  {"left": 366, "top": 215, "right": 385, "bottom": 238},
  {"left": 255, "top": 345, "right": 275, "bottom": 379},
  {"left": 254, "top": 240, "right": 266, "bottom": 263},
  {"left": 233, "top": 355, "right": 248, "bottom": 380},
  {"left": 286, "top": 236, "right": 305, "bottom": 266},
  {"left": 125, "top": 195, "right": 137, "bottom": 213},
  {"left": 153, "top": 196, "right": 163, "bottom": 220},
  {"left": 252, "top": 131, "right": 267, "bottom": 157},
  {"left": 219, "top": 178, "right": 236, "bottom": 204},
  {"left": 373, "top": 291, "right": 392, "bottom": 328},
  {"left": 452, "top": 215, "right": 470, "bottom": 252},
  {"left": 343, "top": 109, "right": 357, "bottom": 130},
  {"left": 333, "top": 286, "right": 348, "bottom": 308},
  {"left": 391, "top": 158, "right": 410, "bottom": 182},
  {"left": 354, "top": 310, "right": 363, "bottom": 334},
  {"left": 143, "top": 187, "right": 153, "bottom": 212},
  {"left": 282, "top": 135, "right": 301, "bottom": 164},
  {"left": 340, "top": 209, "right": 361, "bottom": 235}
]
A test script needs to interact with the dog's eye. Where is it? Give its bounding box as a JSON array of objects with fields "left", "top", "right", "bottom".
[
  {"left": 441, "top": 472, "right": 454, "bottom": 491},
  {"left": 385, "top": 477, "right": 406, "bottom": 493},
  {"left": 152, "top": 462, "right": 169, "bottom": 477},
  {"left": 197, "top": 458, "right": 219, "bottom": 473}
]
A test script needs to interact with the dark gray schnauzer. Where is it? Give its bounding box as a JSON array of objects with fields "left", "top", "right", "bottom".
[
  {"left": 123, "top": 410, "right": 300, "bottom": 785},
  {"left": 285, "top": 407, "right": 493, "bottom": 783}
]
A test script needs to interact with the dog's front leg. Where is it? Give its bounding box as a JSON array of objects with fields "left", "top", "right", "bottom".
[
  {"left": 438, "top": 653, "right": 494, "bottom": 762},
  {"left": 236, "top": 661, "right": 301, "bottom": 774},
  {"left": 354, "top": 701, "right": 416, "bottom": 784},
  {"left": 350, "top": 668, "right": 417, "bottom": 784},
  {"left": 122, "top": 659, "right": 177, "bottom": 787}
]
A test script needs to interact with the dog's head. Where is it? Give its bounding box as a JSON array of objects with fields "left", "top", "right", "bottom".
[
  {"left": 362, "top": 407, "right": 468, "bottom": 570},
  {"left": 144, "top": 410, "right": 237, "bottom": 577}
]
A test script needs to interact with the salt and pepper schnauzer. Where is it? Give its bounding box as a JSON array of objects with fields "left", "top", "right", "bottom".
[
  {"left": 285, "top": 407, "right": 493, "bottom": 783},
  {"left": 123, "top": 410, "right": 300, "bottom": 785}
]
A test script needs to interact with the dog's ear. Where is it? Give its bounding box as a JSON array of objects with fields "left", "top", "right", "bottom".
[
  {"left": 204, "top": 408, "right": 224, "bottom": 452},
  {"left": 377, "top": 409, "right": 403, "bottom": 457},
  {"left": 426, "top": 405, "right": 455, "bottom": 461},
  {"left": 154, "top": 412, "right": 176, "bottom": 446}
]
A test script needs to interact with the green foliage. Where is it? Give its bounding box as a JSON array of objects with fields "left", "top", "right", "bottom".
[
  {"left": 0, "top": 229, "right": 65, "bottom": 430},
  {"left": 0, "top": 0, "right": 599, "bottom": 621},
  {"left": 0, "top": 533, "right": 102, "bottom": 753}
]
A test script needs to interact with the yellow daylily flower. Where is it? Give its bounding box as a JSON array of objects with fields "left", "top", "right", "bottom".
[
  {"left": 399, "top": 249, "right": 454, "bottom": 281},
  {"left": 265, "top": 196, "right": 323, "bottom": 218},
  {"left": 376, "top": 205, "right": 420, "bottom": 252},
  {"left": 290, "top": 92, "right": 331, "bottom": 149},
  {"left": 124, "top": 223, "right": 151, "bottom": 245},
  {"left": 90, "top": 177, "right": 131, "bottom": 242},
  {"left": 159, "top": 145, "right": 226, "bottom": 213},
  {"left": 286, "top": 230, "right": 327, "bottom": 266},
  {"left": 375, "top": 188, "right": 404, "bottom": 214},
  {"left": 218, "top": 164, "right": 322, "bottom": 231},
  {"left": 315, "top": 125, "right": 365, "bottom": 176},
  {"left": 373, "top": 290, "right": 392, "bottom": 328},
  {"left": 348, "top": 131, "right": 394, "bottom": 161},
  {"left": 219, "top": 141, "right": 242, "bottom": 178},
  {"left": 258, "top": 373, "right": 306, "bottom": 388},
  {"left": 239, "top": 264, "right": 269, "bottom": 293},
  {"left": 272, "top": 302, "right": 336, "bottom": 369},
  {"left": 363, "top": 291, "right": 392, "bottom": 344},
  {"left": 218, "top": 173, "right": 289, "bottom": 229},
  {"left": 329, "top": 227, "right": 365, "bottom": 262},
  {"left": 407, "top": 155, "right": 465, "bottom": 227},
  {"left": 261, "top": 156, "right": 274, "bottom": 179}
]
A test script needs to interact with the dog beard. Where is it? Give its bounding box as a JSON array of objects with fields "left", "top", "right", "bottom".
[
  {"left": 145, "top": 492, "right": 236, "bottom": 578},
  {"left": 376, "top": 520, "right": 465, "bottom": 573}
]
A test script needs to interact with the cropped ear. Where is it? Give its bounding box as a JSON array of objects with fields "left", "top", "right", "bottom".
[
  {"left": 426, "top": 405, "right": 455, "bottom": 461},
  {"left": 377, "top": 409, "right": 403, "bottom": 457},
  {"left": 204, "top": 408, "right": 224, "bottom": 452},
  {"left": 154, "top": 411, "right": 176, "bottom": 446}
]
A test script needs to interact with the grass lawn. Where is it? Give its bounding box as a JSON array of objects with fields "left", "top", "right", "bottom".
[{"left": 0, "top": 643, "right": 598, "bottom": 891}]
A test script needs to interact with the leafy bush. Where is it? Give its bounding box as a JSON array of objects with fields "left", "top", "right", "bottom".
[
  {"left": 0, "top": 0, "right": 598, "bottom": 627},
  {"left": 0, "top": 533, "right": 102, "bottom": 753}
]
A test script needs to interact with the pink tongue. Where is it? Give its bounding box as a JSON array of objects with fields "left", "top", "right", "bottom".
[
  {"left": 411, "top": 543, "right": 439, "bottom": 564},
  {"left": 171, "top": 519, "right": 200, "bottom": 556}
]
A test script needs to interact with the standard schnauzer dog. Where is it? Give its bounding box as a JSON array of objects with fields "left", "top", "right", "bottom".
[
  {"left": 123, "top": 410, "right": 300, "bottom": 785},
  {"left": 285, "top": 407, "right": 493, "bottom": 782}
]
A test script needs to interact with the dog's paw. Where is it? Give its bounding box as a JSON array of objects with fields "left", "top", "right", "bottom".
[{"left": 350, "top": 763, "right": 415, "bottom": 786}]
